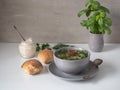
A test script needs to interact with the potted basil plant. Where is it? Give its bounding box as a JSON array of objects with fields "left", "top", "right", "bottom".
[{"left": 78, "top": 0, "right": 112, "bottom": 52}]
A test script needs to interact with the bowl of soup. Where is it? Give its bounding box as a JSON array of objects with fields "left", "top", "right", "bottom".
[{"left": 54, "top": 47, "right": 90, "bottom": 74}]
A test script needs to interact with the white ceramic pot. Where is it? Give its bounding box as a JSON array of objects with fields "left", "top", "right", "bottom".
[{"left": 89, "top": 33, "right": 104, "bottom": 52}]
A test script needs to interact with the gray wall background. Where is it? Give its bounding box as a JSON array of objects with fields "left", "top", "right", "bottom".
[{"left": 0, "top": 0, "right": 120, "bottom": 43}]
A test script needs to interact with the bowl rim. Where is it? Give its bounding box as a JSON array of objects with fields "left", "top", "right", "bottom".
[{"left": 54, "top": 47, "right": 90, "bottom": 61}]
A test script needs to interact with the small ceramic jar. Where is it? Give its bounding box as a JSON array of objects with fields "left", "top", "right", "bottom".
[{"left": 19, "top": 38, "right": 36, "bottom": 58}]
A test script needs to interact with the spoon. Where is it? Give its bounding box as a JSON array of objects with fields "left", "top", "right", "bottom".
[
  {"left": 13, "top": 25, "right": 25, "bottom": 41},
  {"left": 83, "top": 58, "right": 103, "bottom": 80}
]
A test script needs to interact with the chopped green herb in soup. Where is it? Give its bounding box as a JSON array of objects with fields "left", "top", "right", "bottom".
[{"left": 56, "top": 49, "right": 88, "bottom": 60}]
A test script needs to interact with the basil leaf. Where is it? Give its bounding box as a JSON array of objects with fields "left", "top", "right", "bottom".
[
  {"left": 85, "top": 0, "right": 93, "bottom": 7},
  {"left": 87, "top": 16, "right": 96, "bottom": 26},
  {"left": 90, "top": 24, "right": 95, "bottom": 33},
  {"left": 100, "top": 12, "right": 106, "bottom": 18},
  {"left": 41, "top": 43, "right": 51, "bottom": 50},
  {"left": 52, "top": 43, "right": 73, "bottom": 50},
  {"left": 99, "top": 27, "right": 105, "bottom": 34},
  {"left": 78, "top": 9, "right": 87, "bottom": 17},
  {"left": 104, "top": 26, "right": 111, "bottom": 34},
  {"left": 100, "top": 6, "right": 110, "bottom": 13},
  {"left": 91, "top": 1, "right": 100, "bottom": 10},
  {"left": 98, "top": 18, "right": 103, "bottom": 27},
  {"left": 80, "top": 20, "right": 88, "bottom": 26},
  {"left": 104, "top": 18, "right": 112, "bottom": 26},
  {"left": 36, "top": 43, "right": 41, "bottom": 52},
  {"left": 86, "top": 9, "right": 91, "bottom": 17}
]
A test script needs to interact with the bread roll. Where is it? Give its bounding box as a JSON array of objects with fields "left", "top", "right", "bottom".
[
  {"left": 38, "top": 49, "right": 53, "bottom": 64},
  {"left": 21, "top": 59, "right": 43, "bottom": 75}
]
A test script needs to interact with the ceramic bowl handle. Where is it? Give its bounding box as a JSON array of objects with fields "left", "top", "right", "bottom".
[{"left": 93, "top": 58, "right": 103, "bottom": 66}]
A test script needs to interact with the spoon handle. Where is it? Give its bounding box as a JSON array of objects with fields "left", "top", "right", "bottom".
[
  {"left": 93, "top": 58, "right": 103, "bottom": 66},
  {"left": 83, "top": 59, "right": 103, "bottom": 80},
  {"left": 13, "top": 25, "right": 25, "bottom": 41}
]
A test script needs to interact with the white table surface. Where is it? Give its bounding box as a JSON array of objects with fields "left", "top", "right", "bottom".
[{"left": 0, "top": 43, "right": 120, "bottom": 90}]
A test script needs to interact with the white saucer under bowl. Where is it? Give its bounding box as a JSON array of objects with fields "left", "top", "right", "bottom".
[{"left": 48, "top": 61, "right": 99, "bottom": 81}]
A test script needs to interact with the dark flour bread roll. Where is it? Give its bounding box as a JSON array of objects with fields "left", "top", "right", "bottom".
[
  {"left": 38, "top": 50, "right": 53, "bottom": 64},
  {"left": 21, "top": 59, "right": 43, "bottom": 75}
]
